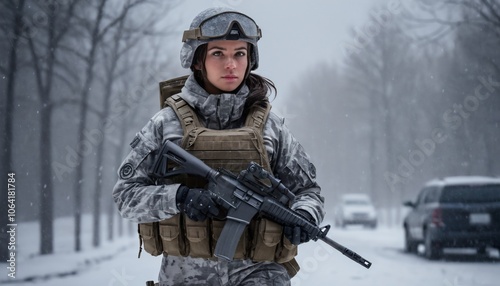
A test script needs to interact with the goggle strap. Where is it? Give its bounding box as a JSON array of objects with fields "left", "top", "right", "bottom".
[
  {"left": 182, "top": 27, "right": 261, "bottom": 42},
  {"left": 182, "top": 28, "right": 203, "bottom": 42}
]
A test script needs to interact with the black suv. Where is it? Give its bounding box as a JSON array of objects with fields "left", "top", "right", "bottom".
[{"left": 403, "top": 176, "right": 500, "bottom": 259}]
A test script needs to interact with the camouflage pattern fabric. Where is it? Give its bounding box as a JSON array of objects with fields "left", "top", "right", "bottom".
[
  {"left": 158, "top": 256, "right": 290, "bottom": 285},
  {"left": 112, "top": 74, "right": 325, "bottom": 283}
]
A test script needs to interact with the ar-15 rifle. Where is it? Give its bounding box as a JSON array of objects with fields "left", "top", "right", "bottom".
[{"left": 151, "top": 140, "right": 372, "bottom": 269}]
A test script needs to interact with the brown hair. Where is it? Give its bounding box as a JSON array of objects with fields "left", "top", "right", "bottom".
[{"left": 191, "top": 44, "right": 276, "bottom": 110}]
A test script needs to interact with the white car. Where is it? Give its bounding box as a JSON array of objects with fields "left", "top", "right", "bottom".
[{"left": 335, "top": 193, "right": 377, "bottom": 228}]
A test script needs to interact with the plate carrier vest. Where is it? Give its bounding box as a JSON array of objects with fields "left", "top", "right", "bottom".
[{"left": 137, "top": 76, "right": 300, "bottom": 276}]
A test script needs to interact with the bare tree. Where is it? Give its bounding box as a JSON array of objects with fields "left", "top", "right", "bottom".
[
  {"left": 0, "top": 0, "right": 26, "bottom": 261},
  {"left": 286, "top": 7, "right": 421, "bottom": 224},
  {"left": 406, "top": 0, "right": 500, "bottom": 175},
  {"left": 284, "top": 1, "right": 500, "bottom": 227},
  {"left": 67, "top": 0, "right": 158, "bottom": 251},
  {"left": 406, "top": 0, "right": 500, "bottom": 71},
  {"left": 93, "top": 0, "right": 179, "bottom": 245},
  {"left": 97, "top": 1, "right": 138, "bottom": 243},
  {"left": 343, "top": 15, "right": 416, "bottom": 222},
  {"left": 25, "top": 0, "right": 81, "bottom": 255}
]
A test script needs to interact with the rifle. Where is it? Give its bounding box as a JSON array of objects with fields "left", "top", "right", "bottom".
[{"left": 151, "top": 140, "right": 372, "bottom": 269}]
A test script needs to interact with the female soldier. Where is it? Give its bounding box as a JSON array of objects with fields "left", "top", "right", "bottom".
[{"left": 113, "top": 7, "right": 325, "bottom": 286}]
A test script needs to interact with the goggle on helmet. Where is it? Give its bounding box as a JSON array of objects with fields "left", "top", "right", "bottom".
[{"left": 180, "top": 8, "right": 262, "bottom": 70}]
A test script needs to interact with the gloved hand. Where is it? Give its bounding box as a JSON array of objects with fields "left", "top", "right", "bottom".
[
  {"left": 176, "top": 186, "right": 220, "bottom": 221},
  {"left": 283, "top": 210, "right": 316, "bottom": 245}
]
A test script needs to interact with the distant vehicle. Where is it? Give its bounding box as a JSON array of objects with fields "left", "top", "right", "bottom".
[
  {"left": 403, "top": 176, "right": 500, "bottom": 260},
  {"left": 335, "top": 193, "right": 377, "bottom": 228}
]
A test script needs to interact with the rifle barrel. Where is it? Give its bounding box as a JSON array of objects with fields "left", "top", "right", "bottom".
[{"left": 320, "top": 236, "right": 372, "bottom": 269}]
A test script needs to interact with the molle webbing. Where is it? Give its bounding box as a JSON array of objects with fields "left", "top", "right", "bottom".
[
  {"left": 165, "top": 95, "right": 200, "bottom": 137},
  {"left": 244, "top": 102, "right": 268, "bottom": 130},
  {"left": 165, "top": 94, "right": 272, "bottom": 173},
  {"left": 184, "top": 130, "right": 266, "bottom": 172}
]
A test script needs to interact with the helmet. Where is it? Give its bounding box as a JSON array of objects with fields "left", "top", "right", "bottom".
[{"left": 180, "top": 7, "right": 262, "bottom": 70}]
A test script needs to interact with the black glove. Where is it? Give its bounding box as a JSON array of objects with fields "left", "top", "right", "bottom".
[
  {"left": 283, "top": 210, "right": 316, "bottom": 245},
  {"left": 176, "top": 186, "right": 220, "bottom": 221}
]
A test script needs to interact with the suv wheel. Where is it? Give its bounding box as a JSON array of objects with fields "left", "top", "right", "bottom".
[
  {"left": 404, "top": 227, "right": 418, "bottom": 253},
  {"left": 424, "top": 229, "right": 442, "bottom": 260}
]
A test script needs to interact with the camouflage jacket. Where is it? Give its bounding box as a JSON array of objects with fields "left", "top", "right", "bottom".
[{"left": 112, "top": 74, "right": 325, "bottom": 225}]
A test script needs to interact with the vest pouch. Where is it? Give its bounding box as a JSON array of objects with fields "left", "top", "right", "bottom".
[
  {"left": 281, "top": 258, "right": 300, "bottom": 278},
  {"left": 275, "top": 236, "right": 298, "bottom": 263},
  {"left": 212, "top": 219, "right": 247, "bottom": 260},
  {"left": 251, "top": 218, "right": 282, "bottom": 261},
  {"left": 158, "top": 214, "right": 186, "bottom": 256},
  {"left": 138, "top": 222, "right": 163, "bottom": 256},
  {"left": 184, "top": 217, "right": 211, "bottom": 258}
]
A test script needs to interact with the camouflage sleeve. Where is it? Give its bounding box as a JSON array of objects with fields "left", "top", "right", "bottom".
[
  {"left": 112, "top": 107, "right": 184, "bottom": 223},
  {"left": 263, "top": 112, "right": 326, "bottom": 225}
]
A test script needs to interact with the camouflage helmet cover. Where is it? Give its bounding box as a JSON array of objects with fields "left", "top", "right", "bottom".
[{"left": 180, "top": 7, "right": 261, "bottom": 70}]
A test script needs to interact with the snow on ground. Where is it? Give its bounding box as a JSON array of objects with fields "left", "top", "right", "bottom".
[
  {"left": 1, "top": 216, "right": 499, "bottom": 286},
  {"left": 293, "top": 222, "right": 499, "bottom": 286},
  {"left": 0, "top": 214, "right": 162, "bottom": 285}
]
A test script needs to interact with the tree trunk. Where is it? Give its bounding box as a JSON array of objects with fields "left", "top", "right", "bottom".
[
  {"left": 0, "top": 0, "right": 26, "bottom": 261},
  {"left": 73, "top": 72, "right": 92, "bottom": 251},
  {"left": 36, "top": 3, "right": 58, "bottom": 254},
  {"left": 73, "top": 0, "right": 108, "bottom": 250},
  {"left": 40, "top": 105, "right": 54, "bottom": 254}
]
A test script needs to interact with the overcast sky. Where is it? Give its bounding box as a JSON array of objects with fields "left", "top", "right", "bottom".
[{"left": 168, "top": 0, "right": 394, "bottom": 112}]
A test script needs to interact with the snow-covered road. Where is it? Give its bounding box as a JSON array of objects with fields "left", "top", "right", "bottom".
[
  {"left": 1, "top": 218, "right": 498, "bottom": 286},
  {"left": 293, "top": 225, "right": 499, "bottom": 286}
]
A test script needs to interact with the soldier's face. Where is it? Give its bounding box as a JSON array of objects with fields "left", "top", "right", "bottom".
[{"left": 199, "top": 40, "right": 248, "bottom": 94}]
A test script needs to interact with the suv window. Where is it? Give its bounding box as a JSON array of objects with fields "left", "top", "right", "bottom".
[
  {"left": 345, "top": 199, "right": 369, "bottom": 205},
  {"left": 424, "top": 187, "right": 440, "bottom": 203},
  {"left": 416, "top": 187, "right": 431, "bottom": 206},
  {"left": 440, "top": 184, "right": 500, "bottom": 203}
]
